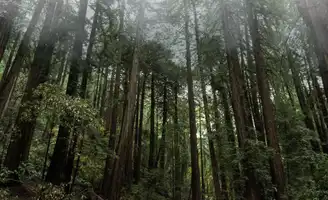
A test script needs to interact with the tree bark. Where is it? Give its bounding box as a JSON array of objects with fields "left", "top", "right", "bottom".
[
  {"left": 246, "top": 1, "right": 287, "bottom": 199},
  {"left": 105, "top": 1, "right": 144, "bottom": 198},
  {"left": 80, "top": 0, "right": 100, "bottom": 98},
  {"left": 159, "top": 79, "right": 167, "bottom": 170},
  {"left": 296, "top": 0, "right": 328, "bottom": 100},
  {"left": 0, "top": 0, "right": 22, "bottom": 61},
  {"left": 133, "top": 73, "right": 147, "bottom": 183},
  {"left": 148, "top": 72, "right": 156, "bottom": 169},
  {"left": 0, "top": 0, "right": 46, "bottom": 120},
  {"left": 288, "top": 50, "right": 321, "bottom": 152},
  {"left": 183, "top": 0, "right": 201, "bottom": 199},
  {"left": 102, "top": 2, "right": 125, "bottom": 192},
  {"left": 191, "top": 0, "right": 222, "bottom": 198},
  {"left": 46, "top": 0, "right": 88, "bottom": 185},
  {"left": 3, "top": 0, "right": 61, "bottom": 172},
  {"left": 222, "top": 1, "right": 263, "bottom": 199}
]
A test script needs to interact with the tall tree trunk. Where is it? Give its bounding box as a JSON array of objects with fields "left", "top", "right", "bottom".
[
  {"left": 183, "top": 0, "right": 201, "bottom": 199},
  {"left": 46, "top": 0, "right": 88, "bottom": 185},
  {"left": 103, "top": 68, "right": 115, "bottom": 126},
  {"left": 0, "top": 0, "right": 46, "bottom": 120},
  {"left": 3, "top": 0, "right": 61, "bottom": 172},
  {"left": 211, "top": 82, "right": 234, "bottom": 200},
  {"left": 148, "top": 72, "right": 156, "bottom": 169},
  {"left": 310, "top": 70, "right": 328, "bottom": 153},
  {"left": 159, "top": 79, "right": 167, "bottom": 170},
  {"left": 100, "top": 64, "right": 110, "bottom": 116},
  {"left": 245, "top": 24, "right": 264, "bottom": 142},
  {"left": 93, "top": 65, "right": 101, "bottom": 108},
  {"left": 105, "top": 1, "right": 144, "bottom": 198},
  {"left": 80, "top": 0, "right": 100, "bottom": 98},
  {"left": 222, "top": 1, "right": 262, "bottom": 199},
  {"left": 3, "top": 32, "right": 20, "bottom": 77},
  {"left": 0, "top": 0, "right": 22, "bottom": 61},
  {"left": 246, "top": 1, "right": 287, "bottom": 199},
  {"left": 296, "top": 0, "right": 328, "bottom": 100},
  {"left": 101, "top": 2, "right": 125, "bottom": 192},
  {"left": 288, "top": 50, "right": 321, "bottom": 152},
  {"left": 199, "top": 113, "right": 206, "bottom": 200},
  {"left": 191, "top": 0, "right": 221, "bottom": 198},
  {"left": 0, "top": 32, "right": 20, "bottom": 119},
  {"left": 133, "top": 73, "right": 147, "bottom": 183},
  {"left": 56, "top": 41, "right": 69, "bottom": 84},
  {"left": 96, "top": 66, "right": 104, "bottom": 109},
  {"left": 174, "top": 82, "right": 181, "bottom": 200}
]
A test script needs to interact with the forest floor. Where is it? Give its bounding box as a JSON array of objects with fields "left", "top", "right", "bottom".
[{"left": 0, "top": 181, "right": 103, "bottom": 200}]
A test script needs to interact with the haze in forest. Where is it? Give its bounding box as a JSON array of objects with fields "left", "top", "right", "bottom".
[{"left": 1, "top": 0, "right": 328, "bottom": 200}]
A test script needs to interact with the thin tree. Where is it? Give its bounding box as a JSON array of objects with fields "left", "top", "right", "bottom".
[{"left": 183, "top": 0, "right": 201, "bottom": 199}]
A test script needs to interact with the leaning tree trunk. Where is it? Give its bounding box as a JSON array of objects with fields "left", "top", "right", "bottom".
[
  {"left": 183, "top": 0, "right": 201, "bottom": 199},
  {"left": 3, "top": 0, "right": 61, "bottom": 172},
  {"left": 0, "top": 0, "right": 46, "bottom": 120},
  {"left": 3, "top": 32, "right": 20, "bottom": 77},
  {"left": 221, "top": 1, "right": 263, "bottom": 199},
  {"left": 296, "top": 0, "right": 328, "bottom": 100},
  {"left": 288, "top": 50, "right": 322, "bottom": 152},
  {"left": 0, "top": 0, "right": 22, "bottom": 61},
  {"left": 46, "top": 0, "right": 88, "bottom": 185},
  {"left": 246, "top": 0, "right": 287, "bottom": 199}
]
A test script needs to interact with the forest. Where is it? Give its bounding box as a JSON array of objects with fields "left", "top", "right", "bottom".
[{"left": 1, "top": 0, "right": 328, "bottom": 199}]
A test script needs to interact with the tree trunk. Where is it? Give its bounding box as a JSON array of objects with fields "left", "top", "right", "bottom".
[
  {"left": 105, "top": 1, "right": 144, "bottom": 198},
  {"left": 133, "top": 73, "right": 147, "bottom": 183},
  {"left": 0, "top": 0, "right": 22, "bottom": 61},
  {"left": 174, "top": 82, "right": 181, "bottom": 200},
  {"left": 159, "top": 79, "right": 167, "bottom": 170},
  {"left": 245, "top": 24, "right": 264, "bottom": 142},
  {"left": 56, "top": 41, "right": 69, "bottom": 84},
  {"left": 191, "top": 0, "right": 222, "bottom": 198},
  {"left": 198, "top": 114, "right": 206, "bottom": 200},
  {"left": 296, "top": 0, "right": 328, "bottom": 100},
  {"left": 222, "top": 1, "right": 263, "bottom": 199},
  {"left": 102, "top": 3, "right": 125, "bottom": 192},
  {"left": 183, "top": 0, "right": 201, "bottom": 199},
  {"left": 80, "top": 0, "right": 100, "bottom": 98},
  {"left": 3, "top": 32, "right": 20, "bottom": 78},
  {"left": 246, "top": 1, "right": 287, "bottom": 199},
  {"left": 148, "top": 72, "right": 156, "bottom": 169},
  {"left": 100, "top": 64, "right": 110, "bottom": 116},
  {"left": 96, "top": 66, "right": 104, "bottom": 109},
  {"left": 3, "top": 0, "right": 61, "bottom": 173},
  {"left": 46, "top": 0, "right": 88, "bottom": 185},
  {"left": 0, "top": 0, "right": 46, "bottom": 119},
  {"left": 288, "top": 50, "right": 321, "bottom": 152}
]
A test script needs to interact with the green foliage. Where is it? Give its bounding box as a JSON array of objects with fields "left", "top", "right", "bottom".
[
  {"left": 276, "top": 101, "right": 328, "bottom": 199},
  {"left": 129, "top": 170, "right": 172, "bottom": 200},
  {"left": 0, "top": 61, "right": 4, "bottom": 79}
]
